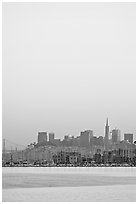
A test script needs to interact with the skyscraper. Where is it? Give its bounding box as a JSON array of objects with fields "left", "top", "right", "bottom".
[
  {"left": 80, "top": 130, "right": 93, "bottom": 147},
  {"left": 124, "top": 133, "right": 133, "bottom": 144},
  {"left": 104, "top": 118, "right": 109, "bottom": 150},
  {"left": 37, "top": 132, "right": 47, "bottom": 144},
  {"left": 111, "top": 128, "right": 121, "bottom": 143},
  {"left": 49, "top": 132, "right": 55, "bottom": 143}
]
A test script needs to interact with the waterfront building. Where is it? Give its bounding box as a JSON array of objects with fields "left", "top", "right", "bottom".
[
  {"left": 112, "top": 140, "right": 136, "bottom": 159},
  {"left": 52, "top": 151, "right": 81, "bottom": 165},
  {"left": 92, "top": 145, "right": 104, "bottom": 155}
]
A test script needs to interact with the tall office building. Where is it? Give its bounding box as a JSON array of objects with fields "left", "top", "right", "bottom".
[
  {"left": 37, "top": 132, "right": 47, "bottom": 144},
  {"left": 49, "top": 132, "right": 55, "bottom": 143},
  {"left": 124, "top": 133, "right": 133, "bottom": 144},
  {"left": 104, "top": 118, "right": 109, "bottom": 150},
  {"left": 80, "top": 130, "right": 93, "bottom": 147},
  {"left": 112, "top": 128, "right": 120, "bottom": 143}
]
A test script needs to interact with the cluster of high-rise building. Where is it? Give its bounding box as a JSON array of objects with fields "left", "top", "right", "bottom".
[
  {"left": 36, "top": 118, "right": 134, "bottom": 149},
  {"left": 2, "top": 118, "right": 136, "bottom": 166}
]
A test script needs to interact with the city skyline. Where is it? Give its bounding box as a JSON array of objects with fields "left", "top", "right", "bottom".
[
  {"left": 34, "top": 117, "right": 135, "bottom": 142},
  {"left": 3, "top": 117, "right": 135, "bottom": 149},
  {"left": 3, "top": 2, "right": 136, "bottom": 146}
]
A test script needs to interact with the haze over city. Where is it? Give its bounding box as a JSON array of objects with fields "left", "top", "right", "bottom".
[{"left": 2, "top": 2, "right": 136, "bottom": 146}]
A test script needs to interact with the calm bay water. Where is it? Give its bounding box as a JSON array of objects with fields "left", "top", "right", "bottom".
[{"left": 2, "top": 167, "right": 136, "bottom": 202}]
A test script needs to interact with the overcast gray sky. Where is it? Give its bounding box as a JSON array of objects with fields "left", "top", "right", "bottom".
[{"left": 2, "top": 2, "right": 136, "bottom": 147}]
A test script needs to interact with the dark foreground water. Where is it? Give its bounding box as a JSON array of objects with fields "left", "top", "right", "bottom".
[{"left": 2, "top": 167, "right": 136, "bottom": 202}]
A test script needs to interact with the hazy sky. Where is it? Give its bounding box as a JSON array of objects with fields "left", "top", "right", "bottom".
[{"left": 3, "top": 2, "right": 136, "bottom": 147}]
